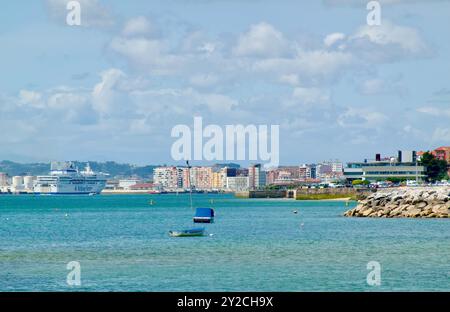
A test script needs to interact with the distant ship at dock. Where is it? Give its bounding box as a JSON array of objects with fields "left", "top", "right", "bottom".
[{"left": 33, "top": 162, "right": 106, "bottom": 195}]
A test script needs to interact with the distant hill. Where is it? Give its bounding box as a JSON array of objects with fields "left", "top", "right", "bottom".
[{"left": 0, "top": 160, "right": 158, "bottom": 180}]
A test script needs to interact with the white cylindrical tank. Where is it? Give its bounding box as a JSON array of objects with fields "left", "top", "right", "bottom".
[
  {"left": 12, "top": 176, "right": 23, "bottom": 187},
  {"left": 12, "top": 176, "right": 24, "bottom": 192},
  {"left": 0, "top": 172, "right": 8, "bottom": 186},
  {"left": 24, "top": 176, "right": 35, "bottom": 190}
]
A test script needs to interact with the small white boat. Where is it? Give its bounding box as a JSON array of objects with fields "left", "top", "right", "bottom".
[{"left": 169, "top": 227, "right": 205, "bottom": 237}]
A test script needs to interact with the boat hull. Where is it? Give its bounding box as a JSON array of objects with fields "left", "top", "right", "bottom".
[
  {"left": 193, "top": 217, "right": 214, "bottom": 223},
  {"left": 169, "top": 228, "right": 205, "bottom": 237}
]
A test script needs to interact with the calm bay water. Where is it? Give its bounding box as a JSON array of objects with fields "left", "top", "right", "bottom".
[{"left": 0, "top": 194, "right": 449, "bottom": 291}]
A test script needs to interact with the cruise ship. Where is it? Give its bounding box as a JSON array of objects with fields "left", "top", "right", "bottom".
[{"left": 34, "top": 162, "right": 107, "bottom": 195}]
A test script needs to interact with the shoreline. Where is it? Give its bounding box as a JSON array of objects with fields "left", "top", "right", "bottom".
[{"left": 297, "top": 197, "right": 354, "bottom": 202}]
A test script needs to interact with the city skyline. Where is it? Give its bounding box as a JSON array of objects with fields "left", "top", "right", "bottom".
[{"left": 1, "top": 0, "right": 450, "bottom": 165}]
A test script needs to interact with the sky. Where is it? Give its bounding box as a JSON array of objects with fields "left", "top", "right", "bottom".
[{"left": 0, "top": 0, "right": 449, "bottom": 166}]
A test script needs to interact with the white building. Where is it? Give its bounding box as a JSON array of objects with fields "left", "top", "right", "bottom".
[
  {"left": 153, "top": 167, "right": 182, "bottom": 190},
  {"left": 226, "top": 176, "right": 249, "bottom": 191},
  {"left": 118, "top": 179, "right": 141, "bottom": 190},
  {"left": 331, "top": 161, "right": 344, "bottom": 173}
]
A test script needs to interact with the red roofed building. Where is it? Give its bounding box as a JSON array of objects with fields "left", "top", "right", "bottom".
[{"left": 432, "top": 146, "right": 450, "bottom": 163}]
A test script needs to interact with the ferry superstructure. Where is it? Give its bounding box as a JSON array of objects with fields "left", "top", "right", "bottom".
[{"left": 33, "top": 162, "right": 106, "bottom": 195}]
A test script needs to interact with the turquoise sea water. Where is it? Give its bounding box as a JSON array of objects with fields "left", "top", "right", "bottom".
[{"left": 0, "top": 194, "right": 449, "bottom": 291}]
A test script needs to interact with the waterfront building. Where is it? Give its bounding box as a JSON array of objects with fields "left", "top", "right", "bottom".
[
  {"left": 344, "top": 151, "right": 425, "bottom": 182},
  {"left": 248, "top": 164, "right": 266, "bottom": 190},
  {"left": 153, "top": 167, "right": 182, "bottom": 190},
  {"left": 181, "top": 167, "right": 191, "bottom": 189},
  {"left": 189, "top": 167, "right": 213, "bottom": 190},
  {"left": 211, "top": 168, "right": 226, "bottom": 190},
  {"left": 398, "top": 150, "right": 417, "bottom": 163},
  {"left": 316, "top": 163, "right": 332, "bottom": 179},
  {"left": 307, "top": 164, "right": 317, "bottom": 179},
  {"left": 331, "top": 161, "right": 344, "bottom": 174},
  {"left": 237, "top": 168, "right": 249, "bottom": 177},
  {"left": 226, "top": 176, "right": 249, "bottom": 191},
  {"left": 118, "top": 178, "right": 142, "bottom": 190},
  {"left": 104, "top": 180, "right": 120, "bottom": 190},
  {"left": 432, "top": 146, "right": 450, "bottom": 163},
  {"left": 265, "top": 169, "right": 277, "bottom": 185},
  {"left": 265, "top": 165, "right": 320, "bottom": 185},
  {"left": 267, "top": 166, "right": 300, "bottom": 184},
  {"left": 418, "top": 146, "right": 450, "bottom": 177},
  {"left": 298, "top": 165, "right": 308, "bottom": 180}
]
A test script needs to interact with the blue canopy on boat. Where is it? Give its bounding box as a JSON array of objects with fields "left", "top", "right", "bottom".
[{"left": 195, "top": 207, "right": 215, "bottom": 218}]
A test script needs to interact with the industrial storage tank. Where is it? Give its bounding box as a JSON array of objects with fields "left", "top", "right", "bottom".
[
  {"left": 0, "top": 172, "right": 8, "bottom": 186},
  {"left": 24, "top": 176, "right": 35, "bottom": 190},
  {"left": 12, "top": 176, "right": 24, "bottom": 192},
  {"left": 12, "top": 176, "right": 23, "bottom": 188}
]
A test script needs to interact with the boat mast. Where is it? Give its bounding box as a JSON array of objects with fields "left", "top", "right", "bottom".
[{"left": 186, "top": 161, "right": 193, "bottom": 211}]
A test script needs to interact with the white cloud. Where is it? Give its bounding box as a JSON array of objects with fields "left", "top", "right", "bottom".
[
  {"left": 417, "top": 106, "right": 450, "bottom": 118},
  {"left": 279, "top": 74, "right": 300, "bottom": 86},
  {"left": 338, "top": 108, "right": 388, "bottom": 129},
  {"left": 181, "top": 31, "right": 219, "bottom": 55},
  {"left": 18, "top": 90, "right": 43, "bottom": 108},
  {"left": 189, "top": 74, "right": 219, "bottom": 87},
  {"left": 432, "top": 128, "right": 450, "bottom": 142},
  {"left": 233, "top": 22, "right": 291, "bottom": 58},
  {"left": 198, "top": 93, "right": 238, "bottom": 114},
  {"left": 122, "top": 16, "right": 153, "bottom": 37},
  {"left": 323, "top": 0, "right": 448, "bottom": 6},
  {"left": 130, "top": 87, "right": 238, "bottom": 116},
  {"left": 292, "top": 87, "right": 330, "bottom": 106},
  {"left": 109, "top": 37, "right": 185, "bottom": 75},
  {"left": 349, "top": 21, "right": 430, "bottom": 60},
  {"left": 324, "top": 32, "right": 346, "bottom": 47},
  {"left": 92, "top": 68, "right": 134, "bottom": 117},
  {"left": 253, "top": 50, "right": 354, "bottom": 84},
  {"left": 358, "top": 77, "right": 407, "bottom": 96},
  {"left": 108, "top": 19, "right": 428, "bottom": 89}
]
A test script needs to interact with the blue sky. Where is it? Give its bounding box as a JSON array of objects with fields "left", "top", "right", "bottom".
[{"left": 0, "top": 0, "right": 449, "bottom": 165}]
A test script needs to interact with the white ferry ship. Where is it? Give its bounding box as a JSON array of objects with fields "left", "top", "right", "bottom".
[{"left": 34, "top": 162, "right": 107, "bottom": 195}]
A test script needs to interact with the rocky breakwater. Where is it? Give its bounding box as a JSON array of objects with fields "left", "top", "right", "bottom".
[{"left": 344, "top": 187, "right": 450, "bottom": 218}]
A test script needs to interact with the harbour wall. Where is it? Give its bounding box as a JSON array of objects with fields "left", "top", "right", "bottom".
[
  {"left": 235, "top": 188, "right": 373, "bottom": 200},
  {"left": 235, "top": 190, "right": 287, "bottom": 198}
]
